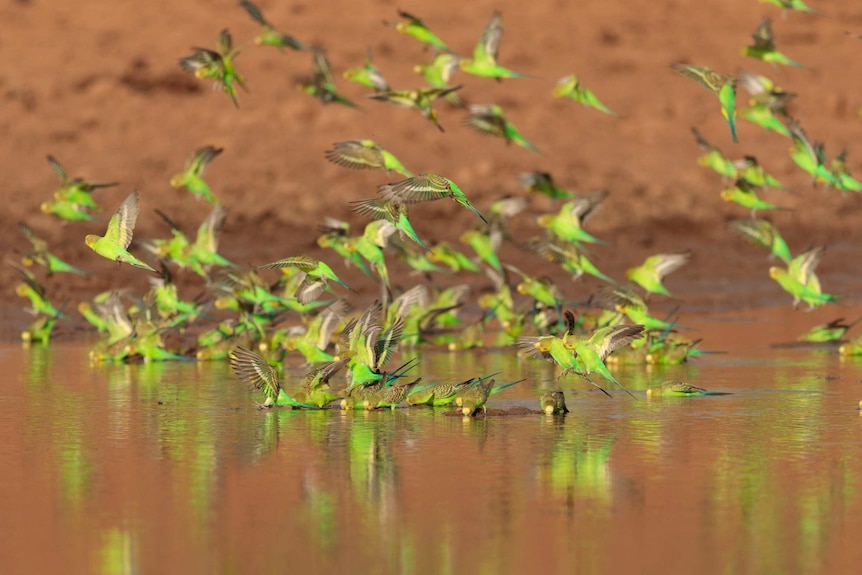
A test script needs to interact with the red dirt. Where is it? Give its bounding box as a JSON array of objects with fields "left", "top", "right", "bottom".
[{"left": 3, "top": 0, "right": 862, "bottom": 340}]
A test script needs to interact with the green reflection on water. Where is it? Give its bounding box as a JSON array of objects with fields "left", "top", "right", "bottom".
[{"left": 6, "top": 344, "right": 862, "bottom": 574}]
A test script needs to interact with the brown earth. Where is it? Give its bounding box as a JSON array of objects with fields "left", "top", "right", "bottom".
[{"left": 2, "top": 0, "right": 862, "bottom": 340}]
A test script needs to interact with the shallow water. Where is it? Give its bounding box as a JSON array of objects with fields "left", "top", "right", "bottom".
[{"left": 2, "top": 310, "right": 862, "bottom": 575}]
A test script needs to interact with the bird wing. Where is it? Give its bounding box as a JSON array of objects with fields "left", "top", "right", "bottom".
[
  {"left": 188, "top": 145, "right": 223, "bottom": 175},
  {"left": 751, "top": 18, "right": 776, "bottom": 51},
  {"left": 324, "top": 141, "right": 385, "bottom": 170},
  {"left": 475, "top": 10, "right": 503, "bottom": 63},
  {"left": 259, "top": 255, "right": 318, "bottom": 272},
  {"left": 379, "top": 174, "right": 451, "bottom": 204},
  {"left": 105, "top": 191, "right": 140, "bottom": 249},
  {"left": 651, "top": 253, "right": 690, "bottom": 280},
  {"left": 591, "top": 324, "right": 645, "bottom": 361},
  {"left": 239, "top": 0, "right": 270, "bottom": 26},
  {"left": 195, "top": 203, "right": 227, "bottom": 253},
  {"left": 230, "top": 347, "right": 281, "bottom": 403}
]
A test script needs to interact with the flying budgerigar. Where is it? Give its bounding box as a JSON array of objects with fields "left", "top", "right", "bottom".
[
  {"left": 170, "top": 145, "right": 224, "bottom": 204},
  {"left": 298, "top": 47, "right": 357, "bottom": 107},
  {"left": 390, "top": 9, "right": 451, "bottom": 52},
  {"left": 367, "top": 86, "right": 462, "bottom": 131},
  {"left": 742, "top": 17, "right": 805, "bottom": 68},
  {"left": 343, "top": 47, "right": 390, "bottom": 92},
  {"left": 84, "top": 190, "right": 158, "bottom": 273},
  {"left": 324, "top": 140, "right": 412, "bottom": 176},
  {"left": 460, "top": 10, "right": 529, "bottom": 80},
  {"left": 378, "top": 173, "right": 487, "bottom": 223},
  {"left": 671, "top": 63, "right": 738, "bottom": 142},
  {"left": 626, "top": 253, "right": 691, "bottom": 296},
  {"left": 465, "top": 104, "right": 541, "bottom": 154},
  {"left": 552, "top": 74, "right": 615, "bottom": 115},
  {"left": 239, "top": 0, "right": 308, "bottom": 51},
  {"left": 179, "top": 29, "right": 246, "bottom": 107}
]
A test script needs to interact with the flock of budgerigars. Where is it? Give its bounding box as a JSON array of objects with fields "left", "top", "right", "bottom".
[{"left": 14, "top": 0, "right": 862, "bottom": 415}]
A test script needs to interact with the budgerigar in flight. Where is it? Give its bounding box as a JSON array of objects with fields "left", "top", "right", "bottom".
[
  {"left": 378, "top": 173, "right": 487, "bottom": 223},
  {"left": 343, "top": 47, "right": 390, "bottom": 92},
  {"left": 769, "top": 246, "right": 837, "bottom": 309},
  {"left": 671, "top": 63, "right": 738, "bottom": 142},
  {"left": 720, "top": 178, "right": 789, "bottom": 217},
  {"left": 626, "top": 253, "right": 691, "bottom": 296},
  {"left": 229, "top": 347, "right": 320, "bottom": 408},
  {"left": 239, "top": 0, "right": 308, "bottom": 51},
  {"left": 414, "top": 53, "right": 462, "bottom": 104},
  {"left": 367, "top": 85, "right": 462, "bottom": 131},
  {"left": 390, "top": 9, "right": 451, "bottom": 52},
  {"left": 179, "top": 29, "right": 246, "bottom": 107},
  {"left": 465, "top": 104, "right": 541, "bottom": 154},
  {"left": 298, "top": 47, "right": 356, "bottom": 107},
  {"left": 518, "top": 171, "right": 575, "bottom": 199},
  {"left": 758, "top": 0, "right": 819, "bottom": 15},
  {"left": 18, "top": 222, "right": 90, "bottom": 276},
  {"left": 84, "top": 190, "right": 158, "bottom": 273},
  {"left": 170, "top": 145, "right": 223, "bottom": 204},
  {"left": 692, "top": 127, "right": 737, "bottom": 180},
  {"left": 727, "top": 218, "right": 792, "bottom": 264},
  {"left": 324, "top": 140, "right": 412, "bottom": 176},
  {"left": 258, "top": 255, "right": 353, "bottom": 304},
  {"left": 460, "top": 11, "right": 529, "bottom": 80},
  {"left": 742, "top": 17, "right": 805, "bottom": 68},
  {"left": 552, "top": 74, "right": 615, "bottom": 115},
  {"left": 47, "top": 154, "right": 117, "bottom": 207},
  {"left": 351, "top": 198, "right": 428, "bottom": 250}
]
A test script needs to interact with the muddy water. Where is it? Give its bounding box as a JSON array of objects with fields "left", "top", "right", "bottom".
[{"left": 2, "top": 310, "right": 862, "bottom": 575}]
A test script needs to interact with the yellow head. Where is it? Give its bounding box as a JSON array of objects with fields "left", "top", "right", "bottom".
[{"left": 84, "top": 234, "right": 99, "bottom": 248}]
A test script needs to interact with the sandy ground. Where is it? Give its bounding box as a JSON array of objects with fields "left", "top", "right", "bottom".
[{"left": 2, "top": 0, "right": 862, "bottom": 340}]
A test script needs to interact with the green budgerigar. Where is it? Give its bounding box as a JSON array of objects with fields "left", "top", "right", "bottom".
[
  {"left": 239, "top": 0, "right": 308, "bottom": 51},
  {"left": 367, "top": 85, "right": 461, "bottom": 132},
  {"left": 465, "top": 104, "right": 541, "bottom": 154},
  {"left": 170, "top": 145, "right": 223, "bottom": 204},
  {"left": 742, "top": 17, "right": 805, "bottom": 67},
  {"left": 727, "top": 218, "right": 792, "bottom": 264},
  {"left": 324, "top": 140, "right": 412, "bottom": 176},
  {"left": 19, "top": 222, "right": 90, "bottom": 275},
  {"left": 671, "top": 63, "right": 738, "bottom": 142},
  {"left": 626, "top": 253, "right": 690, "bottom": 297},
  {"left": 378, "top": 173, "right": 487, "bottom": 223},
  {"left": 351, "top": 198, "right": 428, "bottom": 250},
  {"left": 179, "top": 29, "right": 246, "bottom": 107},
  {"left": 720, "top": 178, "right": 789, "bottom": 217},
  {"left": 258, "top": 255, "right": 353, "bottom": 304},
  {"left": 343, "top": 47, "right": 390, "bottom": 92},
  {"left": 390, "top": 9, "right": 451, "bottom": 52},
  {"left": 84, "top": 191, "right": 157, "bottom": 273},
  {"left": 459, "top": 11, "right": 529, "bottom": 80},
  {"left": 414, "top": 53, "right": 461, "bottom": 104},
  {"left": 758, "top": 0, "right": 819, "bottom": 15},
  {"left": 298, "top": 47, "right": 357, "bottom": 108},
  {"left": 769, "top": 247, "right": 837, "bottom": 309},
  {"left": 646, "top": 381, "right": 711, "bottom": 397},
  {"left": 552, "top": 74, "right": 615, "bottom": 115}
]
